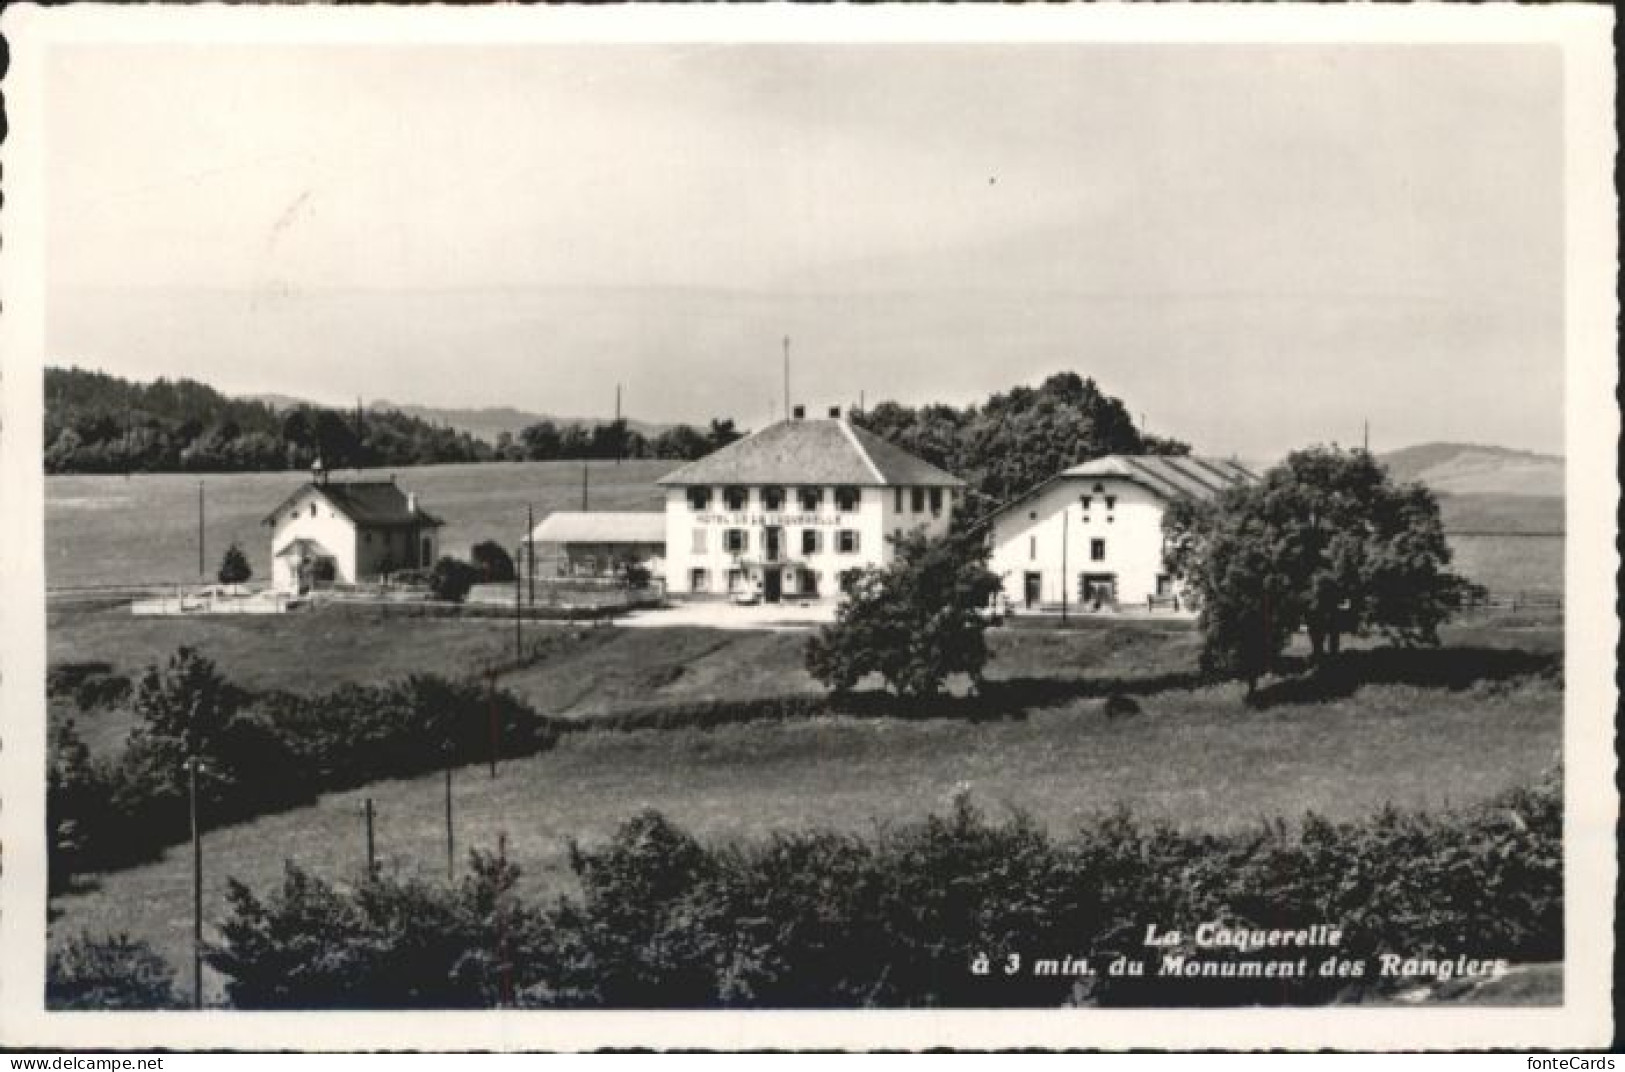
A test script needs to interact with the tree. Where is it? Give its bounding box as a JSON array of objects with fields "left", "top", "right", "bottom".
[
  {"left": 805, "top": 529, "right": 1003, "bottom": 698},
  {"left": 1163, "top": 446, "right": 1465, "bottom": 693},
  {"left": 428, "top": 556, "right": 481, "bottom": 603},
  {"left": 470, "top": 540, "right": 516, "bottom": 584},
  {"left": 47, "top": 933, "right": 180, "bottom": 1010},
  {"left": 706, "top": 418, "right": 743, "bottom": 451},
  {"left": 217, "top": 542, "right": 253, "bottom": 586}
]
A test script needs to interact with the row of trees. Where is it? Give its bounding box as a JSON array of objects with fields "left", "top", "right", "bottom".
[
  {"left": 44, "top": 367, "right": 744, "bottom": 473},
  {"left": 803, "top": 446, "right": 1464, "bottom": 702},
  {"left": 50, "top": 770, "right": 1561, "bottom": 1008},
  {"left": 853, "top": 371, "right": 1191, "bottom": 507},
  {"left": 494, "top": 418, "right": 743, "bottom": 464}
]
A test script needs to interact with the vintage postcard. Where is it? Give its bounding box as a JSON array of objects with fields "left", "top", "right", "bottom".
[{"left": 0, "top": 3, "right": 1616, "bottom": 1053}]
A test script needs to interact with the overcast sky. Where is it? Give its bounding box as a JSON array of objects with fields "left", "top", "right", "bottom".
[{"left": 45, "top": 43, "right": 1564, "bottom": 460}]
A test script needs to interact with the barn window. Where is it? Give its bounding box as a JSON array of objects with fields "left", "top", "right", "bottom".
[
  {"left": 929, "top": 488, "right": 943, "bottom": 514},
  {"left": 911, "top": 488, "right": 926, "bottom": 512},
  {"left": 798, "top": 487, "right": 823, "bottom": 511},
  {"left": 835, "top": 486, "right": 860, "bottom": 512},
  {"left": 762, "top": 486, "right": 786, "bottom": 511},
  {"left": 724, "top": 486, "right": 748, "bottom": 511},
  {"left": 1091, "top": 539, "right": 1107, "bottom": 562},
  {"left": 895, "top": 488, "right": 904, "bottom": 512},
  {"left": 837, "top": 530, "right": 860, "bottom": 554},
  {"left": 688, "top": 487, "right": 712, "bottom": 510}
]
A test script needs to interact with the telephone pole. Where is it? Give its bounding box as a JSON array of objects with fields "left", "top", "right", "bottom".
[
  {"left": 186, "top": 756, "right": 205, "bottom": 1008},
  {"left": 615, "top": 385, "right": 622, "bottom": 466},
  {"left": 782, "top": 336, "right": 791, "bottom": 422},
  {"left": 1060, "top": 504, "right": 1070, "bottom": 625},
  {"left": 527, "top": 504, "right": 535, "bottom": 608},
  {"left": 581, "top": 462, "right": 589, "bottom": 511},
  {"left": 197, "top": 481, "right": 205, "bottom": 580}
]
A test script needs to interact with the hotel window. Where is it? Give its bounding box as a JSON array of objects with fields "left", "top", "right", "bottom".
[
  {"left": 1080, "top": 496, "right": 1092, "bottom": 510},
  {"left": 724, "top": 486, "right": 748, "bottom": 510},
  {"left": 1105, "top": 495, "right": 1117, "bottom": 511},
  {"left": 1091, "top": 538, "right": 1107, "bottom": 562},
  {"left": 763, "top": 486, "right": 786, "bottom": 511},
  {"left": 837, "top": 529, "right": 860, "bottom": 554},
  {"left": 929, "top": 488, "right": 943, "bottom": 514},
  {"left": 724, "top": 529, "right": 748, "bottom": 553},
  {"left": 688, "top": 487, "right": 712, "bottom": 510},
  {"left": 801, "top": 529, "right": 821, "bottom": 555},
  {"left": 726, "top": 569, "right": 744, "bottom": 593},
  {"left": 690, "top": 568, "right": 710, "bottom": 593},
  {"left": 691, "top": 529, "right": 707, "bottom": 554},
  {"left": 911, "top": 488, "right": 926, "bottom": 512},
  {"left": 798, "top": 487, "right": 823, "bottom": 511},
  {"left": 835, "top": 486, "right": 860, "bottom": 512}
]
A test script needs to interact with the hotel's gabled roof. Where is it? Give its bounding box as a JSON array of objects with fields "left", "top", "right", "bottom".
[{"left": 656, "top": 418, "right": 964, "bottom": 488}]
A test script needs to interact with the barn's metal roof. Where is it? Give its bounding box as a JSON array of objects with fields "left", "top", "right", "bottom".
[
  {"left": 978, "top": 455, "right": 1258, "bottom": 527},
  {"left": 262, "top": 481, "right": 445, "bottom": 528},
  {"left": 656, "top": 418, "right": 964, "bottom": 488},
  {"left": 527, "top": 511, "right": 666, "bottom": 545}
]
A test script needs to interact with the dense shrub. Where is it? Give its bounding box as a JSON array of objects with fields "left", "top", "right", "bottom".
[
  {"left": 47, "top": 933, "right": 180, "bottom": 1010},
  {"left": 209, "top": 850, "right": 553, "bottom": 1009},
  {"left": 471, "top": 541, "right": 517, "bottom": 584},
  {"left": 428, "top": 556, "right": 482, "bottom": 603},
  {"left": 47, "top": 652, "right": 560, "bottom": 886},
  {"left": 206, "top": 771, "right": 1562, "bottom": 1009}
]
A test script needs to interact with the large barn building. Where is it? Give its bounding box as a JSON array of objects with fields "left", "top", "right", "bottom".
[
  {"left": 982, "top": 455, "right": 1255, "bottom": 613},
  {"left": 657, "top": 408, "right": 964, "bottom": 601},
  {"left": 265, "top": 471, "right": 443, "bottom": 593}
]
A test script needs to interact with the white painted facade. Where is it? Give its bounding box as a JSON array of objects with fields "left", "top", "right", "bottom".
[
  {"left": 663, "top": 483, "right": 955, "bottom": 600},
  {"left": 269, "top": 487, "right": 363, "bottom": 591},
  {"left": 267, "top": 485, "right": 440, "bottom": 592},
  {"left": 986, "top": 476, "right": 1177, "bottom": 612}
]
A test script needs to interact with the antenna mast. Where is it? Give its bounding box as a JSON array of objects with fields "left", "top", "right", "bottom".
[{"left": 782, "top": 336, "right": 790, "bottom": 423}]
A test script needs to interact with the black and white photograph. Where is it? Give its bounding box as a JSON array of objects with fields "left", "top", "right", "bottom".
[{"left": 0, "top": 3, "right": 1615, "bottom": 1053}]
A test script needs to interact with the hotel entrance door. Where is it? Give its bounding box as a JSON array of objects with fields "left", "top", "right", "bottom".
[{"left": 764, "top": 568, "right": 782, "bottom": 603}]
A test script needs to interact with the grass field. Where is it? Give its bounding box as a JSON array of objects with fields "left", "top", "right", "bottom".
[
  {"left": 1436, "top": 493, "right": 1563, "bottom": 595},
  {"left": 44, "top": 459, "right": 672, "bottom": 589},
  {"left": 49, "top": 663, "right": 1561, "bottom": 1004},
  {"left": 46, "top": 466, "right": 1561, "bottom": 593}
]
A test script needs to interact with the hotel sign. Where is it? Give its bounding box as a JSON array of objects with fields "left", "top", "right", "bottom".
[{"left": 695, "top": 513, "right": 843, "bottom": 527}]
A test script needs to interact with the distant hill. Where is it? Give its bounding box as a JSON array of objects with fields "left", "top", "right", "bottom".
[
  {"left": 372, "top": 401, "right": 671, "bottom": 443},
  {"left": 1380, "top": 442, "right": 1564, "bottom": 497}
]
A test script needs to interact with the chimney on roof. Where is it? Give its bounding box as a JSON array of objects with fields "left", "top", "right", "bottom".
[
  {"left": 792, "top": 404, "right": 805, "bottom": 420},
  {"left": 828, "top": 406, "right": 842, "bottom": 419},
  {"left": 407, "top": 492, "right": 418, "bottom": 515}
]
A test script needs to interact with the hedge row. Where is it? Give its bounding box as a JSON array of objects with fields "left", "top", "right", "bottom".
[
  {"left": 49, "top": 649, "right": 558, "bottom": 888},
  {"left": 189, "top": 772, "right": 1561, "bottom": 1010}
]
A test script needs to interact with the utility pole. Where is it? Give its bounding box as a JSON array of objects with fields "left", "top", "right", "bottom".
[
  {"left": 1060, "top": 503, "right": 1070, "bottom": 625},
  {"left": 186, "top": 756, "right": 205, "bottom": 1009},
  {"left": 615, "top": 385, "right": 622, "bottom": 466},
  {"left": 1362, "top": 420, "right": 1370, "bottom": 453},
  {"left": 527, "top": 504, "right": 535, "bottom": 608},
  {"left": 363, "top": 797, "right": 376, "bottom": 877},
  {"left": 782, "top": 336, "right": 791, "bottom": 423},
  {"left": 197, "top": 481, "right": 205, "bottom": 580},
  {"left": 487, "top": 672, "right": 499, "bottom": 779},
  {"left": 514, "top": 528, "right": 523, "bottom": 661},
  {"left": 444, "top": 754, "right": 455, "bottom": 882},
  {"left": 581, "top": 462, "right": 589, "bottom": 511}
]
